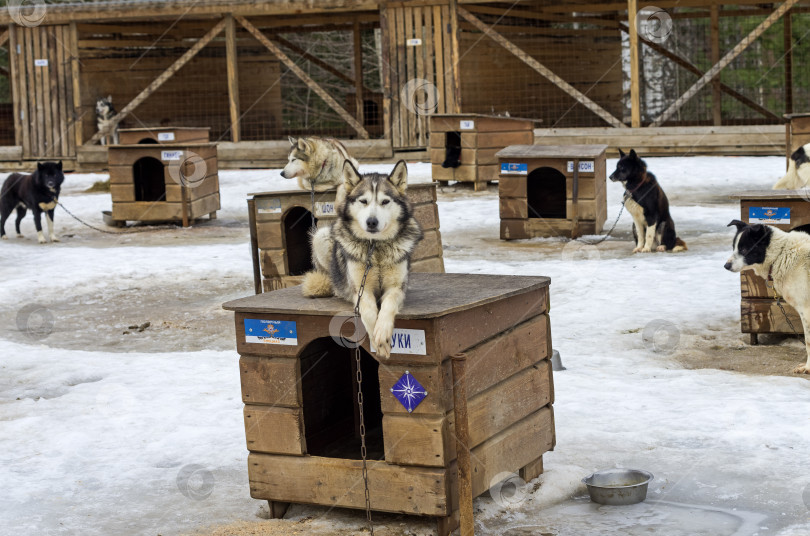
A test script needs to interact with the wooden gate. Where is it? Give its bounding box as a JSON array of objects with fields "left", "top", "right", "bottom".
[
  {"left": 9, "top": 24, "right": 78, "bottom": 159},
  {"left": 383, "top": 2, "right": 459, "bottom": 149}
]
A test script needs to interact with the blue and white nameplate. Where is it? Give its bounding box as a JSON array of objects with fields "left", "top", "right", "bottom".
[
  {"left": 460, "top": 120, "right": 475, "bottom": 130},
  {"left": 371, "top": 328, "right": 427, "bottom": 355},
  {"left": 244, "top": 319, "right": 298, "bottom": 345},
  {"left": 161, "top": 150, "right": 182, "bottom": 161},
  {"left": 501, "top": 162, "right": 528, "bottom": 175},
  {"left": 158, "top": 132, "right": 175, "bottom": 141},
  {"left": 315, "top": 201, "right": 336, "bottom": 217},
  {"left": 256, "top": 198, "right": 282, "bottom": 214},
  {"left": 749, "top": 206, "right": 790, "bottom": 224},
  {"left": 567, "top": 161, "right": 594, "bottom": 173}
]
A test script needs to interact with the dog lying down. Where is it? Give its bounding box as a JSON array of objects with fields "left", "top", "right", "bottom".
[
  {"left": 725, "top": 220, "right": 810, "bottom": 374},
  {"left": 773, "top": 144, "right": 810, "bottom": 190},
  {"left": 302, "top": 160, "right": 423, "bottom": 359}
]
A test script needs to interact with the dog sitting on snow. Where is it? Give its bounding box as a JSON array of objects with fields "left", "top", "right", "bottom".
[
  {"left": 773, "top": 144, "right": 810, "bottom": 190},
  {"left": 725, "top": 220, "right": 810, "bottom": 374}
]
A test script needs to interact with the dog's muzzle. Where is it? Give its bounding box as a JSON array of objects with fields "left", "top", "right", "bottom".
[
  {"left": 365, "top": 217, "right": 379, "bottom": 233},
  {"left": 723, "top": 261, "right": 733, "bottom": 271},
  {"left": 279, "top": 170, "right": 287, "bottom": 178}
]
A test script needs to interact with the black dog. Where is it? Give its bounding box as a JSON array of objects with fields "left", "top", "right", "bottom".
[
  {"left": 609, "top": 149, "right": 686, "bottom": 253},
  {"left": 1, "top": 162, "right": 64, "bottom": 243}
]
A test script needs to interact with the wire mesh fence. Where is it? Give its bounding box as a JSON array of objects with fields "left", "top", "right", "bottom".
[{"left": 0, "top": 39, "right": 13, "bottom": 145}]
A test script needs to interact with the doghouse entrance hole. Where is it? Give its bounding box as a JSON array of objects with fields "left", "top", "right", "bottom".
[
  {"left": 442, "top": 131, "right": 462, "bottom": 168},
  {"left": 132, "top": 156, "right": 166, "bottom": 202},
  {"left": 527, "top": 166, "right": 567, "bottom": 219},
  {"left": 300, "top": 337, "right": 384, "bottom": 460},
  {"left": 283, "top": 207, "right": 316, "bottom": 276},
  {"left": 138, "top": 138, "right": 159, "bottom": 144}
]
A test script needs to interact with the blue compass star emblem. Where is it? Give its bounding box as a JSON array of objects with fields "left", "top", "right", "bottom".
[{"left": 390, "top": 371, "right": 428, "bottom": 413}]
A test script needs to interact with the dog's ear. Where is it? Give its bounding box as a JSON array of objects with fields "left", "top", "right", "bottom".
[
  {"left": 343, "top": 160, "right": 362, "bottom": 189},
  {"left": 388, "top": 160, "right": 408, "bottom": 194},
  {"left": 629, "top": 149, "right": 638, "bottom": 159},
  {"left": 57, "top": 161, "right": 62, "bottom": 171},
  {"left": 618, "top": 148, "right": 626, "bottom": 158},
  {"left": 288, "top": 136, "right": 297, "bottom": 147},
  {"left": 37, "top": 162, "right": 43, "bottom": 172},
  {"left": 297, "top": 138, "right": 311, "bottom": 153},
  {"left": 728, "top": 220, "right": 747, "bottom": 231}
]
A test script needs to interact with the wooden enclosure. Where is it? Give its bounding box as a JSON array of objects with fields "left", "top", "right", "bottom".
[
  {"left": 730, "top": 190, "right": 810, "bottom": 344},
  {"left": 498, "top": 144, "right": 608, "bottom": 240},
  {"left": 429, "top": 114, "right": 534, "bottom": 191},
  {"left": 785, "top": 113, "right": 810, "bottom": 163},
  {"left": 108, "top": 141, "right": 220, "bottom": 226},
  {"left": 249, "top": 183, "right": 444, "bottom": 293},
  {"left": 222, "top": 272, "right": 555, "bottom": 535}
]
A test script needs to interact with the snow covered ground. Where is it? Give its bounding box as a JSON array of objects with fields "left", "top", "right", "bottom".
[{"left": 1, "top": 157, "right": 809, "bottom": 536}]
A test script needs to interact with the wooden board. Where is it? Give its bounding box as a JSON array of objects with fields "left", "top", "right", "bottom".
[
  {"left": 118, "top": 127, "right": 210, "bottom": 145},
  {"left": 741, "top": 298, "right": 801, "bottom": 334},
  {"left": 239, "top": 355, "right": 301, "bottom": 407},
  {"left": 111, "top": 192, "right": 220, "bottom": 222},
  {"left": 501, "top": 218, "right": 602, "bottom": 239},
  {"left": 244, "top": 406, "right": 306, "bottom": 455},
  {"left": 496, "top": 144, "right": 608, "bottom": 159},
  {"left": 429, "top": 114, "right": 534, "bottom": 133},
  {"left": 248, "top": 454, "right": 449, "bottom": 516}
]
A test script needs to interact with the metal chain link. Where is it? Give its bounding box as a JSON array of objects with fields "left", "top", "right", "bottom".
[
  {"left": 576, "top": 198, "right": 626, "bottom": 246},
  {"left": 353, "top": 241, "right": 375, "bottom": 535},
  {"left": 57, "top": 201, "right": 176, "bottom": 234},
  {"left": 776, "top": 297, "right": 801, "bottom": 336}
]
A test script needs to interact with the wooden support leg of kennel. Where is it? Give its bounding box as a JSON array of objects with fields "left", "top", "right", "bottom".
[
  {"left": 730, "top": 191, "right": 810, "bottom": 343},
  {"left": 222, "top": 273, "right": 555, "bottom": 535},
  {"left": 429, "top": 114, "right": 535, "bottom": 192},
  {"left": 497, "top": 145, "right": 608, "bottom": 239},
  {"left": 250, "top": 183, "right": 445, "bottom": 293}
]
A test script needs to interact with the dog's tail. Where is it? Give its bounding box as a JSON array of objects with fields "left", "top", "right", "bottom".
[
  {"left": 672, "top": 238, "right": 688, "bottom": 252},
  {"left": 301, "top": 270, "right": 333, "bottom": 298}
]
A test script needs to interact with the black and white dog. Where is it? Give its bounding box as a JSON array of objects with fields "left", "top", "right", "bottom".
[
  {"left": 0, "top": 162, "right": 64, "bottom": 244},
  {"left": 725, "top": 220, "right": 810, "bottom": 374},
  {"left": 95, "top": 96, "right": 119, "bottom": 145},
  {"left": 773, "top": 143, "right": 810, "bottom": 189},
  {"left": 609, "top": 149, "right": 687, "bottom": 253}
]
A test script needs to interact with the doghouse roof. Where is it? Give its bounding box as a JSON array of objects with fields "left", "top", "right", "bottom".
[
  {"left": 222, "top": 273, "right": 550, "bottom": 318},
  {"left": 496, "top": 145, "right": 608, "bottom": 159}
]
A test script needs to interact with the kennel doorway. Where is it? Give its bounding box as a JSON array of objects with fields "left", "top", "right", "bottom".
[
  {"left": 527, "top": 167, "right": 567, "bottom": 219},
  {"left": 299, "top": 337, "right": 383, "bottom": 460},
  {"left": 283, "top": 207, "right": 316, "bottom": 276},
  {"left": 132, "top": 156, "right": 166, "bottom": 202}
]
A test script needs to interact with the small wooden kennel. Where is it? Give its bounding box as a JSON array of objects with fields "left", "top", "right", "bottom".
[
  {"left": 222, "top": 273, "right": 556, "bottom": 536},
  {"left": 730, "top": 190, "right": 810, "bottom": 344},
  {"left": 108, "top": 141, "right": 220, "bottom": 227},
  {"left": 248, "top": 183, "right": 445, "bottom": 293},
  {"left": 117, "top": 126, "right": 211, "bottom": 145},
  {"left": 497, "top": 145, "right": 608, "bottom": 240},
  {"left": 429, "top": 114, "right": 535, "bottom": 191},
  {"left": 784, "top": 113, "right": 810, "bottom": 165}
]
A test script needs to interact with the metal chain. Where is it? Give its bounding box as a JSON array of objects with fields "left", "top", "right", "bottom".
[
  {"left": 576, "top": 198, "right": 626, "bottom": 246},
  {"left": 57, "top": 201, "right": 175, "bottom": 234},
  {"left": 310, "top": 183, "right": 317, "bottom": 230},
  {"left": 775, "top": 297, "right": 801, "bottom": 335},
  {"left": 353, "top": 240, "right": 375, "bottom": 535}
]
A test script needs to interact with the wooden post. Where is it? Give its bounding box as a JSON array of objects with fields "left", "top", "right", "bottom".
[
  {"left": 0, "top": 29, "right": 8, "bottom": 47},
  {"left": 784, "top": 10, "right": 793, "bottom": 115},
  {"left": 571, "top": 160, "right": 580, "bottom": 240},
  {"left": 651, "top": 0, "right": 800, "bottom": 127},
  {"left": 711, "top": 5, "right": 722, "bottom": 126},
  {"left": 180, "top": 184, "right": 190, "bottom": 228},
  {"left": 627, "top": 0, "right": 641, "bottom": 127},
  {"left": 8, "top": 26, "right": 22, "bottom": 150},
  {"left": 235, "top": 15, "right": 370, "bottom": 139},
  {"left": 225, "top": 15, "right": 241, "bottom": 143},
  {"left": 379, "top": 4, "right": 393, "bottom": 144},
  {"left": 353, "top": 21, "right": 365, "bottom": 127},
  {"left": 451, "top": 353, "right": 475, "bottom": 536},
  {"left": 87, "top": 18, "right": 227, "bottom": 145},
  {"left": 69, "top": 22, "right": 83, "bottom": 149},
  {"left": 457, "top": 7, "right": 625, "bottom": 128},
  {"left": 448, "top": 0, "right": 462, "bottom": 113},
  {"left": 247, "top": 198, "right": 262, "bottom": 294}
]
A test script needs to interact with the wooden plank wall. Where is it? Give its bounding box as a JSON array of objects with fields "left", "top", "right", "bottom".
[
  {"left": 458, "top": 11, "right": 622, "bottom": 128},
  {"left": 77, "top": 21, "right": 281, "bottom": 143},
  {"left": 10, "top": 24, "right": 76, "bottom": 158}
]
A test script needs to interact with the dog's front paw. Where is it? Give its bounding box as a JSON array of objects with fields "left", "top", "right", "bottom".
[
  {"left": 641, "top": 247, "right": 652, "bottom": 253},
  {"left": 50, "top": 235, "right": 60, "bottom": 243},
  {"left": 37, "top": 234, "right": 46, "bottom": 244},
  {"left": 16, "top": 234, "right": 23, "bottom": 239},
  {"left": 793, "top": 364, "right": 810, "bottom": 374},
  {"left": 373, "top": 321, "right": 394, "bottom": 359},
  {"left": 656, "top": 245, "right": 666, "bottom": 252},
  {"left": 1, "top": 235, "right": 7, "bottom": 241},
  {"left": 632, "top": 246, "right": 642, "bottom": 253}
]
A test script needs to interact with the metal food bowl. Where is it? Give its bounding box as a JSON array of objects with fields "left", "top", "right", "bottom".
[{"left": 582, "top": 469, "right": 654, "bottom": 505}]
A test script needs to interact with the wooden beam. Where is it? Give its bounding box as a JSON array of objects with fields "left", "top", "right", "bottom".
[
  {"left": 457, "top": 6, "right": 626, "bottom": 128},
  {"left": 784, "top": 9, "right": 793, "bottom": 115},
  {"left": 711, "top": 5, "right": 721, "bottom": 126},
  {"left": 651, "top": 0, "right": 800, "bottom": 127},
  {"left": 235, "top": 15, "right": 370, "bottom": 139},
  {"left": 628, "top": 0, "right": 641, "bottom": 127},
  {"left": 225, "top": 15, "right": 241, "bottom": 143},
  {"left": 0, "top": 29, "right": 8, "bottom": 48},
  {"left": 448, "top": 0, "right": 462, "bottom": 113},
  {"left": 86, "top": 18, "right": 227, "bottom": 145},
  {"left": 353, "top": 21, "right": 365, "bottom": 126},
  {"left": 379, "top": 3, "right": 393, "bottom": 143},
  {"left": 273, "top": 34, "right": 371, "bottom": 94},
  {"left": 69, "top": 22, "right": 83, "bottom": 148},
  {"left": 619, "top": 23, "right": 780, "bottom": 121}
]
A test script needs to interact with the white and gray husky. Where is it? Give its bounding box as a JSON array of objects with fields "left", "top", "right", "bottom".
[
  {"left": 281, "top": 136, "right": 358, "bottom": 192},
  {"left": 773, "top": 144, "right": 810, "bottom": 190},
  {"left": 725, "top": 219, "right": 810, "bottom": 374},
  {"left": 302, "top": 160, "right": 422, "bottom": 358},
  {"left": 95, "top": 95, "right": 119, "bottom": 145}
]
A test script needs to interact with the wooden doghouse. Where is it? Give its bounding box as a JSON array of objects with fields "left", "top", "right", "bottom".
[
  {"left": 118, "top": 127, "right": 211, "bottom": 145},
  {"left": 497, "top": 145, "right": 608, "bottom": 240},
  {"left": 784, "top": 113, "right": 810, "bottom": 164},
  {"left": 429, "top": 114, "right": 534, "bottom": 191},
  {"left": 730, "top": 190, "right": 810, "bottom": 344},
  {"left": 248, "top": 184, "right": 444, "bottom": 293},
  {"left": 108, "top": 142, "right": 220, "bottom": 227},
  {"left": 222, "top": 272, "right": 555, "bottom": 535}
]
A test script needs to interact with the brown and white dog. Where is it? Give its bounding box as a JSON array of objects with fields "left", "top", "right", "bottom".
[{"left": 280, "top": 136, "right": 359, "bottom": 192}]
